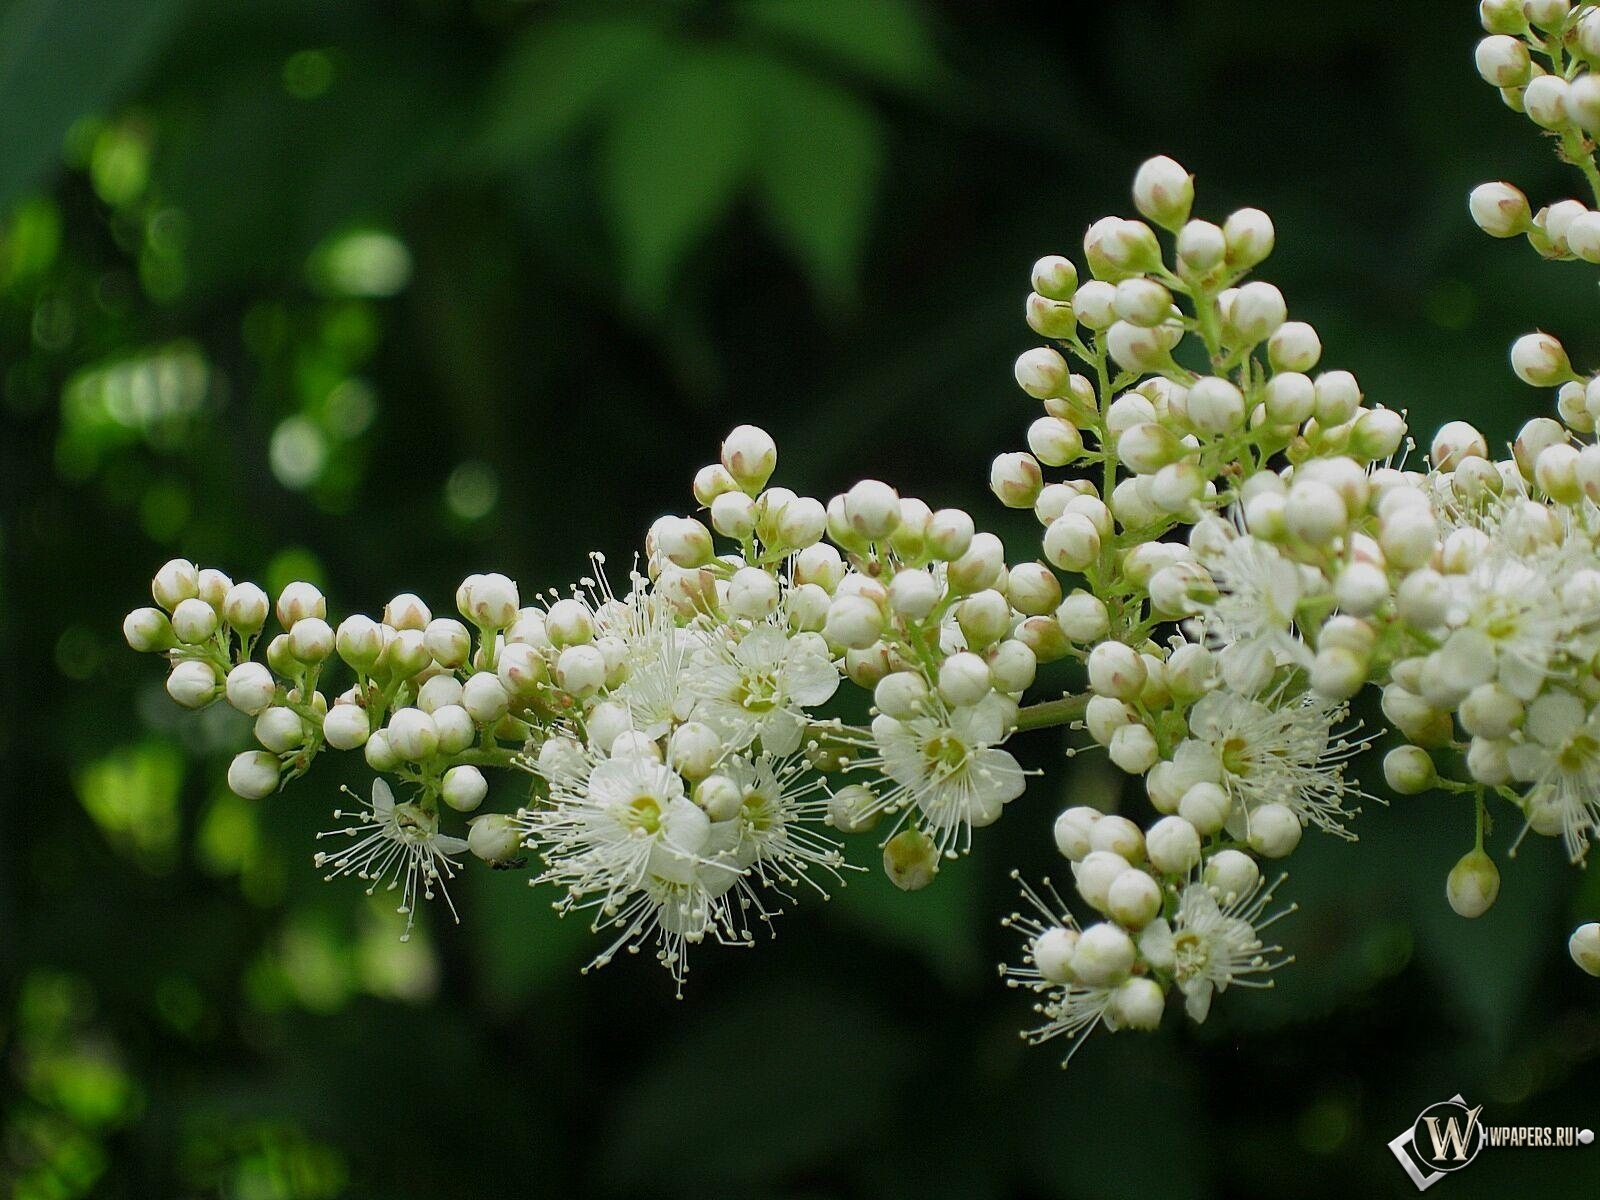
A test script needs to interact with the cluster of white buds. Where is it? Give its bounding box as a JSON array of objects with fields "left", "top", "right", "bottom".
[
  {"left": 124, "top": 1, "right": 1600, "bottom": 1058},
  {"left": 1466, "top": 0, "right": 1600, "bottom": 974}
]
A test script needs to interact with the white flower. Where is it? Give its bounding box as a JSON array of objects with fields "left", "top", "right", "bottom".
[
  {"left": 1188, "top": 529, "right": 1313, "bottom": 690},
  {"left": 688, "top": 621, "right": 840, "bottom": 756},
  {"left": 999, "top": 875, "right": 1115, "bottom": 1066},
  {"left": 1507, "top": 688, "right": 1600, "bottom": 862},
  {"left": 1169, "top": 685, "right": 1368, "bottom": 839},
  {"left": 572, "top": 563, "right": 704, "bottom": 737},
  {"left": 714, "top": 753, "right": 848, "bottom": 896},
  {"left": 314, "top": 779, "right": 469, "bottom": 940},
  {"left": 862, "top": 693, "right": 1027, "bottom": 854},
  {"left": 525, "top": 751, "right": 711, "bottom": 912},
  {"left": 523, "top": 741, "right": 754, "bottom": 993},
  {"left": 1139, "top": 876, "right": 1292, "bottom": 1022}
]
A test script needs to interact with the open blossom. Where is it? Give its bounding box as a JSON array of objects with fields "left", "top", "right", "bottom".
[
  {"left": 1188, "top": 527, "right": 1314, "bottom": 693},
  {"left": 1139, "top": 876, "right": 1292, "bottom": 1022},
  {"left": 863, "top": 693, "right": 1027, "bottom": 855},
  {"left": 1507, "top": 689, "right": 1600, "bottom": 863},
  {"left": 1167, "top": 685, "right": 1368, "bottom": 839},
  {"left": 1000, "top": 876, "right": 1117, "bottom": 1065},
  {"left": 524, "top": 745, "right": 712, "bottom": 916},
  {"left": 687, "top": 622, "right": 840, "bottom": 755},
  {"left": 714, "top": 753, "right": 848, "bottom": 895},
  {"left": 314, "top": 779, "right": 468, "bottom": 940}
]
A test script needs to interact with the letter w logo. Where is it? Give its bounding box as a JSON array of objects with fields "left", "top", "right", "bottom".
[{"left": 1423, "top": 1106, "right": 1484, "bottom": 1162}]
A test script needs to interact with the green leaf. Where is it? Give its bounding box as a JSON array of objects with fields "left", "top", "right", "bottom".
[
  {"left": 476, "top": 14, "right": 665, "bottom": 166},
  {"left": 0, "top": 0, "right": 189, "bottom": 210},
  {"left": 737, "top": 0, "right": 940, "bottom": 90},
  {"left": 755, "top": 69, "right": 883, "bottom": 303},
  {"left": 602, "top": 47, "right": 760, "bottom": 310}
]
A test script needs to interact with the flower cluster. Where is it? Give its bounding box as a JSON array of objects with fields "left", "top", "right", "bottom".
[{"left": 123, "top": 1, "right": 1600, "bottom": 1063}]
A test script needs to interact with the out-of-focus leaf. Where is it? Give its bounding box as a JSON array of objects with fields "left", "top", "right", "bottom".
[
  {"left": 738, "top": 0, "right": 940, "bottom": 90},
  {"left": 755, "top": 68, "right": 882, "bottom": 302},
  {"left": 603, "top": 47, "right": 760, "bottom": 310},
  {"left": 0, "top": 0, "right": 188, "bottom": 209},
  {"left": 826, "top": 845, "right": 985, "bottom": 987},
  {"left": 464, "top": 864, "right": 593, "bottom": 1010},
  {"left": 476, "top": 14, "right": 665, "bottom": 165},
  {"left": 599, "top": 983, "right": 911, "bottom": 1192}
]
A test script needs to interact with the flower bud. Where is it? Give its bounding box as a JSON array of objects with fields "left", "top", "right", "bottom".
[
  {"left": 1178, "top": 782, "right": 1232, "bottom": 836},
  {"left": 225, "top": 662, "right": 276, "bottom": 715},
  {"left": 1113, "top": 277, "right": 1173, "bottom": 327},
  {"left": 1382, "top": 745, "right": 1436, "bottom": 795},
  {"left": 461, "top": 811, "right": 522, "bottom": 866},
  {"left": 123, "top": 606, "right": 175, "bottom": 653},
  {"left": 462, "top": 672, "right": 510, "bottom": 724},
  {"left": 276, "top": 581, "right": 325, "bottom": 629},
  {"left": 466, "top": 573, "right": 519, "bottom": 629},
  {"left": 989, "top": 453, "right": 1043, "bottom": 509},
  {"left": 386, "top": 708, "right": 439, "bottom": 761},
  {"left": 168, "top": 597, "right": 216, "bottom": 645},
  {"left": 883, "top": 828, "right": 939, "bottom": 891},
  {"left": 166, "top": 660, "right": 221, "bottom": 708},
  {"left": 1071, "top": 923, "right": 1136, "bottom": 986},
  {"left": 1070, "top": 280, "right": 1117, "bottom": 329},
  {"left": 1177, "top": 219, "right": 1226, "bottom": 275},
  {"left": 1146, "top": 815, "right": 1201, "bottom": 875},
  {"left": 987, "top": 639, "right": 1037, "bottom": 692},
  {"left": 1052, "top": 806, "right": 1101, "bottom": 861},
  {"left": 438, "top": 764, "right": 487, "bottom": 814},
  {"left": 721, "top": 424, "right": 777, "bottom": 493},
  {"left": 322, "top": 703, "right": 372, "bottom": 750},
  {"left": 937, "top": 651, "right": 992, "bottom": 706},
  {"left": 1524, "top": 74, "right": 1570, "bottom": 128},
  {"left": 1474, "top": 34, "right": 1532, "bottom": 87},
  {"left": 1267, "top": 322, "right": 1321, "bottom": 373},
  {"left": 926, "top": 509, "right": 975, "bottom": 562},
  {"left": 1109, "top": 723, "right": 1159, "bottom": 774},
  {"left": 1052, "top": 594, "right": 1108, "bottom": 647},
  {"left": 1446, "top": 848, "right": 1500, "bottom": 918},
  {"left": 842, "top": 479, "right": 901, "bottom": 541},
  {"left": 1111, "top": 977, "right": 1166, "bottom": 1030},
  {"left": 1043, "top": 513, "right": 1100, "bottom": 572},
  {"left": 1570, "top": 922, "right": 1600, "bottom": 977},
  {"left": 227, "top": 750, "right": 280, "bottom": 800},
  {"left": 1246, "top": 803, "right": 1302, "bottom": 858},
  {"left": 1107, "top": 868, "right": 1163, "bottom": 928},
  {"left": 1132, "top": 154, "right": 1193, "bottom": 228},
  {"left": 1186, "top": 376, "right": 1246, "bottom": 435},
  {"left": 1229, "top": 281, "right": 1287, "bottom": 343},
  {"left": 1203, "top": 849, "right": 1260, "bottom": 902},
  {"left": 1031, "top": 254, "right": 1078, "bottom": 300},
  {"left": 693, "top": 463, "right": 737, "bottom": 506},
  {"left": 555, "top": 644, "right": 607, "bottom": 695},
  {"left": 1511, "top": 332, "right": 1574, "bottom": 387},
  {"left": 220, "top": 583, "right": 269, "bottom": 635},
  {"left": 1006, "top": 562, "right": 1061, "bottom": 616},
  {"left": 947, "top": 532, "right": 1005, "bottom": 594},
  {"left": 1088, "top": 641, "right": 1147, "bottom": 700},
  {"left": 382, "top": 593, "right": 430, "bottom": 632},
  {"left": 1014, "top": 347, "right": 1070, "bottom": 399},
  {"left": 288, "top": 617, "right": 335, "bottom": 664},
  {"left": 152, "top": 558, "right": 200, "bottom": 611},
  {"left": 1223, "top": 207, "right": 1275, "bottom": 267},
  {"left": 1026, "top": 416, "right": 1083, "bottom": 467},
  {"left": 1469, "top": 181, "right": 1532, "bottom": 238}
]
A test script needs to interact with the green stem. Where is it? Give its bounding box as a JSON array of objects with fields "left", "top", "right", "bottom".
[{"left": 1015, "top": 694, "right": 1089, "bottom": 732}]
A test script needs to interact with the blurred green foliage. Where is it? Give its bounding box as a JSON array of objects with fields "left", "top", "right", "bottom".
[{"left": 2, "top": 1, "right": 1599, "bottom": 1196}]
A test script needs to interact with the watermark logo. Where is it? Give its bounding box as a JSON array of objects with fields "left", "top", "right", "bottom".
[{"left": 1388, "top": 1093, "right": 1594, "bottom": 1191}]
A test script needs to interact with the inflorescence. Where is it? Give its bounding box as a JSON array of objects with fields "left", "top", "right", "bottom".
[{"left": 124, "top": 0, "right": 1600, "bottom": 1061}]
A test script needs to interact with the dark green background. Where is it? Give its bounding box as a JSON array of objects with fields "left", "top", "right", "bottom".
[{"left": 2, "top": 1, "right": 1597, "bottom": 1197}]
